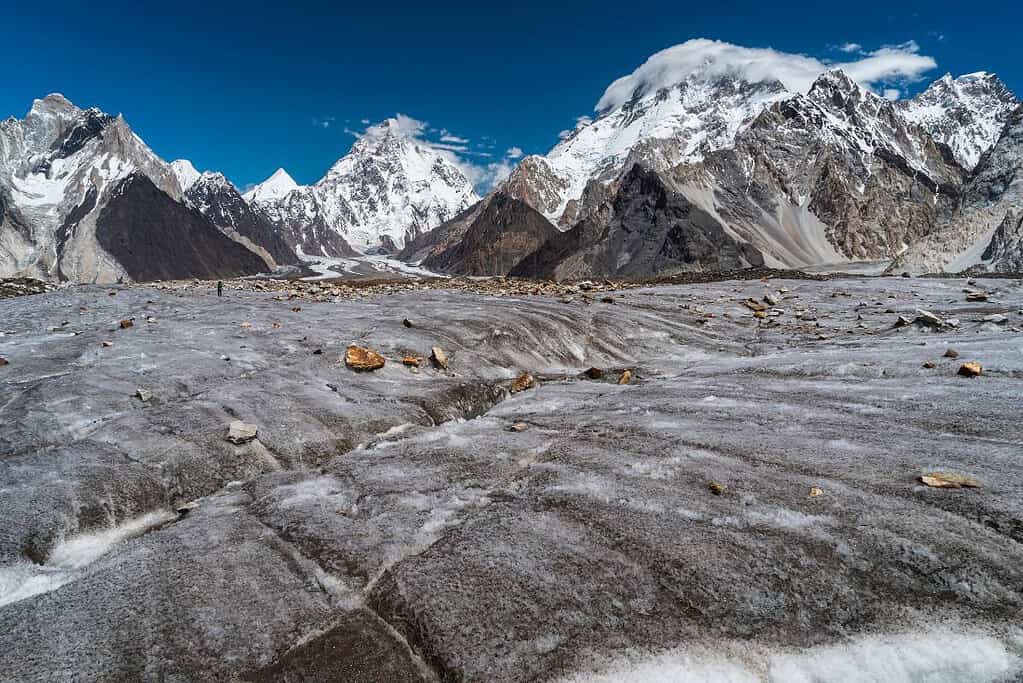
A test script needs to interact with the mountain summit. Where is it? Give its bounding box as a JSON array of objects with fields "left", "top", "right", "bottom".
[{"left": 246, "top": 118, "right": 479, "bottom": 255}]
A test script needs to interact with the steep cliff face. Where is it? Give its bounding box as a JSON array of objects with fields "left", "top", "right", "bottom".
[
  {"left": 901, "top": 72, "right": 1020, "bottom": 171},
  {"left": 95, "top": 174, "right": 268, "bottom": 282},
  {"left": 896, "top": 105, "right": 1023, "bottom": 273},
  {"left": 0, "top": 95, "right": 283, "bottom": 282},
  {"left": 185, "top": 172, "right": 298, "bottom": 268},
  {"left": 511, "top": 165, "right": 763, "bottom": 279},
  {"left": 420, "top": 193, "right": 559, "bottom": 276},
  {"left": 693, "top": 71, "right": 965, "bottom": 265}
]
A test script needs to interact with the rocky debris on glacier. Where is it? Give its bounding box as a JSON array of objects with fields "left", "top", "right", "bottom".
[
  {"left": 0, "top": 278, "right": 56, "bottom": 299},
  {"left": 919, "top": 472, "right": 984, "bottom": 489},
  {"left": 345, "top": 345, "right": 387, "bottom": 371},
  {"left": 226, "top": 420, "right": 259, "bottom": 444},
  {"left": 1, "top": 275, "right": 1022, "bottom": 681}
]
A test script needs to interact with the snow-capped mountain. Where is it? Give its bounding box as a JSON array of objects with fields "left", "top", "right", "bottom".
[
  {"left": 689, "top": 69, "right": 964, "bottom": 265},
  {"left": 246, "top": 119, "right": 479, "bottom": 255},
  {"left": 430, "top": 61, "right": 996, "bottom": 277},
  {"left": 185, "top": 170, "right": 298, "bottom": 268},
  {"left": 0, "top": 95, "right": 282, "bottom": 282},
  {"left": 243, "top": 168, "right": 299, "bottom": 204},
  {"left": 896, "top": 104, "right": 1023, "bottom": 273},
  {"left": 503, "top": 72, "right": 789, "bottom": 225},
  {"left": 170, "top": 158, "right": 202, "bottom": 193},
  {"left": 901, "top": 72, "right": 1020, "bottom": 170}
]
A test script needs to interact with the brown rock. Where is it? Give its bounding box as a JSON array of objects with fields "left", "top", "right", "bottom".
[
  {"left": 226, "top": 420, "right": 259, "bottom": 444},
  {"left": 708, "top": 482, "right": 726, "bottom": 496},
  {"left": 919, "top": 472, "right": 982, "bottom": 489},
  {"left": 0, "top": 357, "right": 8, "bottom": 367},
  {"left": 958, "top": 362, "right": 983, "bottom": 377},
  {"left": 402, "top": 318, "right": 413, "bottom": 328},
  {"left": 101, "top": 341, "right": 113, "bottom": 348},
  {"left": 809, "top": 487, "right": 824, "bottom": 498},
  {"left": 617, "top": 369, "right": 633, "bottom": 385},
  {"left": 943, "top": 348, "right": 959, "bottom": 359},
  {"left": 753, "top": 310, "right": 767, "bottom": 319},
  {"left": 402, "top": 355, "right": 421, "bottom": 367},
  {"left": 922, "top": 361, "right": 937, "bottom": 369},
  {"left": 511, "top": 373, "right": 536, "bottom": 393},
  {"left": 508, "top": 422, "right": 529, "bottom": 432},
  {"left": 430, "top": 346, "right": 449, "bottom": 369},
  {"left": 345, "top": 345, "right": 386, "bottom": 371},
  {"left": 584, "top": 367, "right": 604, "bottom": 380},
  {"left": 743, "top": 298, "right": 767, "bottom": 312},
  {"left": 119, "top": 319, "right": 134, "bottom": 329},
  {"left": 965, "top": 291, "right": 989, "bottom": 302}
]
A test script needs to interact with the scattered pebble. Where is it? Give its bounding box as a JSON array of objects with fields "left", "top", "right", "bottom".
[
  {"left": 617, "top": 369, "right": 633, "bottom": 385},
  {"left": 135, "top": 388, "right": 153, "bottom": 402},
  {"left": 119, "top": 319, "right": 134, "bottom": 329},
  {"left": 508, "top": 422, "right": 529, "bottom": 432},
  {"left": 943, "top": 348, "right": 958, "bottom": 359},
  {"left": 809, "top": 487, "right": 824, "bottom": 498},
  {"left": 708, "top": 482, "right": 726, "bottom": 495}
]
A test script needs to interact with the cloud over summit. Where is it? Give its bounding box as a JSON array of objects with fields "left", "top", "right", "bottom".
[{"left": 596, "top": 38, "right": 937, "bottom": 111}]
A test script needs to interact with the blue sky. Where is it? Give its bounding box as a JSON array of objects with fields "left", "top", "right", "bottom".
[{"left": 6, "top": 0, "right": 1021, "bottom": 189}]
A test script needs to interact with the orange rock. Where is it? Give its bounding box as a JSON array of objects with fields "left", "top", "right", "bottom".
[
  {"left": 511, "top": 373, "right": 536, "bottom": 393},
  {"left": 958, "top": 362, "right": 982, "bottom": 377},
  {"left": 345, "top": 345, "right": 386, "bottom": 371}
]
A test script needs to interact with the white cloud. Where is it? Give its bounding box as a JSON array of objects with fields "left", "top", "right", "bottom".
[
  {"left": 440, "top": 133, "right": 470, "bottom": 144},
  {"left": 838, "top": 42, "right": 863, "bottom": 53},
  {"left": 312, "top": 116, "right": 336, "bottom": 129},
  {"left": 506, "top": 146, "right": 524, "bottom": 159},
  {"left": 596, "top": 38, "right": 937, "bottom": 111},
  {"left": 882, "top": 88, "right": 902, "bottom": 100}
]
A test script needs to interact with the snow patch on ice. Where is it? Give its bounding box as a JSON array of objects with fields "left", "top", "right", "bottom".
[
  {"left": 0, "top": 509, "right": 175, "bottom": 608},
  {"left": 559, "top": 627, "right": 1021, "bottom": 683}
]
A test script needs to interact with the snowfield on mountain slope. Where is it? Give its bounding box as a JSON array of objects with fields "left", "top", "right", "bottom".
[{"left": 1, "top": 276, "right": 1022, "bottom": 681}]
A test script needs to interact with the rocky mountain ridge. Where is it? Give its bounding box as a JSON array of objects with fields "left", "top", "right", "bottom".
[
  {"left": 0, "top": 95, "right": 292, "bottom": 282},
  {"left": 427, "top": 68, "right": 1023, "bottom": 278}
]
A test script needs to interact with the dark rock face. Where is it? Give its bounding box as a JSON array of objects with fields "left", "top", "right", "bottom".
[
  {"left": 96, "top": 174, "right": 269, "bottom": 281},
  {"left": 512, "top": 166, "right": 763, "bottom": 279},
  {"left": 421, "top": 193, "right": 560, "bottom": 276},
  {"left": 896, "top": 105, "right": 1023, "bottom": 272},
  {"left": 185, "top": 173, "right": 298, "bottom": 267},
  {"left": 398, "top": 199, "right": 488, "bottom": 265},
  {"left": 700, "top": 71, "right": 965, "bottom": 264},
  {"left": 981, "top": 211, "right": 1023, "bottom": 271},
  {"left": 52, "top": 108, "right": 115, "bottom": 161}
]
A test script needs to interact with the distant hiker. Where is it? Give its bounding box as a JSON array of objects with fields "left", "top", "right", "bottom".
[{"left": 217, "top": 281, "right": 223, "bottom": 297}]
